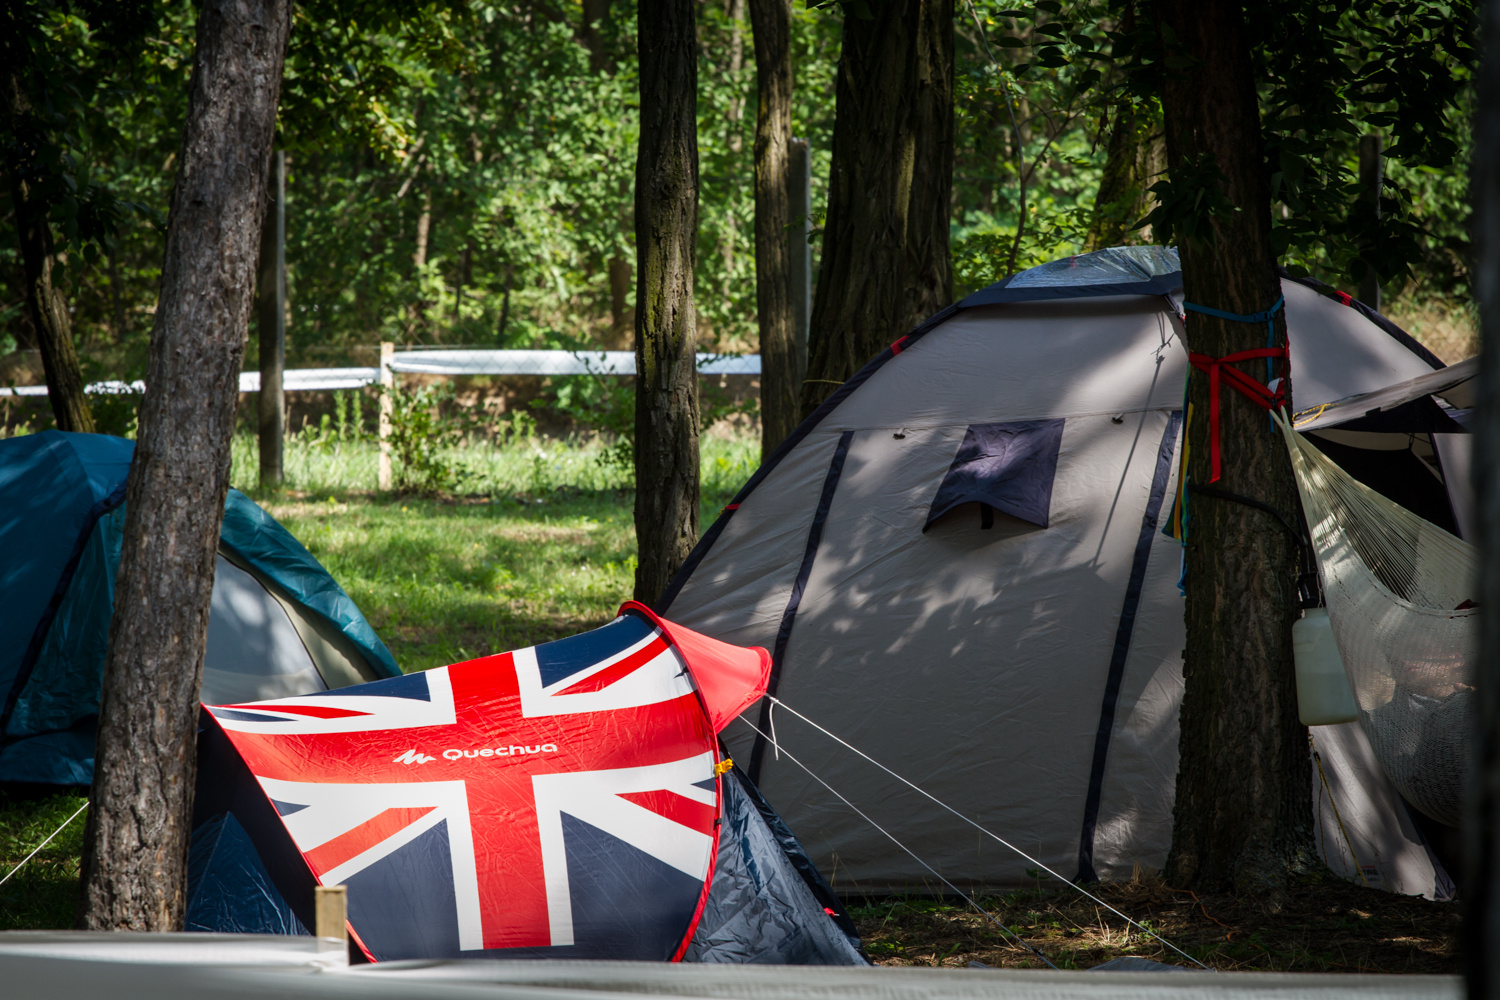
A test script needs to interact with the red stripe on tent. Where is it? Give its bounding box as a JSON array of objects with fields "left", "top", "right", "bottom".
[
  {"left": 669, "top": 768, "right": 722, "bottom": 962},
  {"left": 1334, "top": 290, "right": 1353, "bottom": 306},
  {"left": 558, "top": 635, "right": 670, "bottom": 694},
  {"left": 618, "top": 789, "right": 717, "bottom": 833},
  {"left": 220, "top": 703, "right": 372, "bottom": 720},
  {"left": 304, "top": 806, "right": 437, "bottom": 875},
  {"left": 890, "top": 336, "right": 908, "bottom": 355}
]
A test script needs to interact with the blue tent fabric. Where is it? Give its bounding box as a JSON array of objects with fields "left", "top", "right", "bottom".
[
  {"left": 960, "top": 246, "right": 1182, "bottom": 307},
  {"left": 186, "top": 812, "right": 309, "bottom": 936},
  {"left": 0, "top": 431, "right": 398, "bottom": 786},
  {"left": 685, "top": 768, "right": 865, "bottom": 964}
]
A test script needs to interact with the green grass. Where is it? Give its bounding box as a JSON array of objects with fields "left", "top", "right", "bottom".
[
  {"left": 0, "top": 792, "right": 88, "bottom": 931},
  {"left": 0, "top": 430, "right": 761, "bottom": 927},
  {"left": 228, "top": 431, "right": 759, "bottom": 672}
]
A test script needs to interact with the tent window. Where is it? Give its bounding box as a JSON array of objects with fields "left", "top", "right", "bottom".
[{"left": 924, "top": 419, "right": 1064, "bottom": 531}]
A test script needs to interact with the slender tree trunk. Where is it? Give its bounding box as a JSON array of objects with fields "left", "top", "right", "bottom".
[
  {"left": 579, "top": 0, "right": 616, "bottom": 73},
  {"left": 1086, "top": 101, "right": 1165, "bottom": 250},
  {"left": 1156, "top": 0, "right": 1311, "bottom": 894},
  {"left": 5, "top": 73, "right": 95, "bottom": 433},
  {"left": 749, "top": 0, "right": 795, "bottom": 458},
  {"left": 1467, "top": 0, "right": 1500, "bottom": 990},
  {"left": 634, "top": 0, "right": 701, "bottom": 606},
  {"left": 799, "top": 0, "right": 954, "bottom": 418},
  {"left": 76, "top": 0, "right": 291, "bottom": 931},
  {"left": 720, "top": 0, "right": 746, "bottom": 283}
]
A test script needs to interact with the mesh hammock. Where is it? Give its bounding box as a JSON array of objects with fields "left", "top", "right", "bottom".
[{"left": 1274, "top": 412, "right": 1476, "bottom": 826}]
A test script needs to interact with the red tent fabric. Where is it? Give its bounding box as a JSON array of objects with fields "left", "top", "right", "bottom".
[{"left": 198, "top": 604, "right": 769, "bottom": 962}]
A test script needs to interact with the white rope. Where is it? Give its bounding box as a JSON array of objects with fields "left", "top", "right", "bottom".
[
  {"left": 0, "top": 800, "right": 88, "bottom": 888},
  {"left": 738, "top": 716, "right": 1059, "bottom": 969},
  {"left": 760, "top": 695, "right": 1212, "bottom": 970}
]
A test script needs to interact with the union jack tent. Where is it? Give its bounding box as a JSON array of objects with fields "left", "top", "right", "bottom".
[{"left": 187, "top": 602, "right": 863, "bottom": 965}]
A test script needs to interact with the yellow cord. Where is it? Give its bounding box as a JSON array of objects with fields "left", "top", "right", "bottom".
[{"left": 714, "top": 758, "right": 734, "bottom": 775}]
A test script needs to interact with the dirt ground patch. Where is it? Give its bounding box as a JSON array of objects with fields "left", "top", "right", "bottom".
[{"left": 851, "top": 876, "right": 1459, "bottom": 973}]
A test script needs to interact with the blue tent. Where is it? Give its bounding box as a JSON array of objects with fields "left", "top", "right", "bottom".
[{"left": 0, "top": 431, "right": 400, "bottom": 786}]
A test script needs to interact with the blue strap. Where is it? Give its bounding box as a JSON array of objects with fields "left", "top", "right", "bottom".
[
  {"left": 1181, "top": 296, "right": 1284, "bottom": 325},
  {"left": 1182, "top": 295, "right": 1285, "bottom": 429}
]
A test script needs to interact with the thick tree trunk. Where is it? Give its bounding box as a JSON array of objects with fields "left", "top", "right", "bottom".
[
  {"left": 76, "top": 0, "right": 291, "bottom": 931},
  {"left": 799, "top": 0, "right": 954, "bottom": 417},
  {"left": 5, "top": 73, "right": 95, "bottom": 433},
  {"left": 1156, "top": 0, "right": 1311, "bottom": 894},
  {"left": 1467, "top": 0, "right": 1500, "bottom": 989},
  {"left": 749, "top": 0, "right": 795, "bottom": 459},
  {"left": 633, "top": 0, "right": 701, "bottom": 606}
]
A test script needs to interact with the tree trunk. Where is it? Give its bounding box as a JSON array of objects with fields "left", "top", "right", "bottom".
[
  {"left": 5, "top": 72, "right": 95, "bottom": 434},
  {"left": 1156, "top": 0, "right": 1311, "bottom": 895},
  {"left": 749, "top": 0, "right": 794, "bottom": 459},
  {"left": 76, "top": 0, "right": 291, "bottom": 931},
  {"left": 633, "top": 0, "right": 701, "bottom": 607},
  {"left": 578, "top": 0, "right": 616, "bottom": 74},
  {"left": 1086, "top": 102, "right": 1165, "bottom": 250},
  {"left": 798, "top": 0, "right": 954, "bottom": 418},
  {"left": 1467, "top": 0, "right": 1500, "bottom": 989},
  {"left": 720, "top": 0, "right": 746, "bottom": 283},
  {"left": 257, "top": 149, "right": 285, "bottom": 488}
]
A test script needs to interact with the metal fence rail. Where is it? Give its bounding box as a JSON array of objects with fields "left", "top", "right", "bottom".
[{"left": 0, "top": 350, "right": 761, "bottom": 397}]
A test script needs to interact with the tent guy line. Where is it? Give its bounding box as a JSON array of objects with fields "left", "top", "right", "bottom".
[
  {"left": 755, "top": 695, "right": 1213, "bottom": 971},
  {"left": 0, "top": 800, "right": 88, "bottom": 889},
  {"left": 735, "top": 714, "right": 1061, "bottom": 970}
]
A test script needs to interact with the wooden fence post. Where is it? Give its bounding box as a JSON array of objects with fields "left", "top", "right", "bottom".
[
  {"left": 314, "top": 884, "right": 347, "bottom": 942},
  {"left": 378, "top": 341, "right": 394, "bottom": 490}
]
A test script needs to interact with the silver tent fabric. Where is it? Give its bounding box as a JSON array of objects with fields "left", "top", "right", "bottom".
[
  {"left": 664, "top": 274, "right": 1449, "bottom": 893},
  {"left": 0, "top": 933, "right": 1463, "bottom": 999},
  {"left": 203, "top": 554, "right": 329, "bottom": 705}
]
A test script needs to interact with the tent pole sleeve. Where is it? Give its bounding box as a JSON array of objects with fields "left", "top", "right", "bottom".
[
  {"left": 748, "top": 431, "right": 854, "bottom": 784},
  {"left": 1075, "top": 410, "right": 1182, "bottom": 882}
]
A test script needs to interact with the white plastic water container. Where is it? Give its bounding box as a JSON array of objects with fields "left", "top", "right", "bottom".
[{"left": 1293, "top": 608, "right": 1359, "bottom": 726}]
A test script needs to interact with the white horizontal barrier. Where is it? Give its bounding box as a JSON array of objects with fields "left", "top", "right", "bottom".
[{"left": 0, "top": 351, "right": 761, "bottom": 397}]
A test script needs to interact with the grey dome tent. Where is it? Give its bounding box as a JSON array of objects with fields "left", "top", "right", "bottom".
[
  {"left": 659, "top": 247, "right": 1463, "bottom": 899},
  {"left": 0, "top": 431, "right": 401, "bottom": 786}
]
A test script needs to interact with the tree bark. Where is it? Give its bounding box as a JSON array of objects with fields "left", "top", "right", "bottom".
[
  {"left": 798, "top": 0, "right": 954, "bottom": 418},
  {"left": 1467, "top": 0, "right": 1500, "bottom": 990},
  {"left": 720, "top": 0, "right": 746, "bottom": 282},
  {"left": 1156, "top": 0, "right": 1311, "bottom": 894},
  {"left": 257, "top": 149, "right": 285, "bottom": 488},
  {"left": 4, "top": 72, "right": 96, "bottom": 434},
  {"left": 1086, "top": 101, "right": 1165, "bottom": 250},
  {"left": 749, "top": 0, "right": 795, "bottom": 459},
  {"left": 634, "top": 0, "right": 701, "bottom": 606},
  {"left": 76, "top": 0, "right": 291, "bottom": 931}
]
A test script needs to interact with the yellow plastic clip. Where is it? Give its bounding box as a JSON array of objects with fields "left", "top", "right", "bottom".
[{"left": 713, "top": 758, "right": 734, "bottom": 775}]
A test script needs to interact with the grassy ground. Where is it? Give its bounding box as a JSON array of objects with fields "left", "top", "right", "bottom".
[{"left": 0, "top": 432, "right": 1464, "bottom": 970}]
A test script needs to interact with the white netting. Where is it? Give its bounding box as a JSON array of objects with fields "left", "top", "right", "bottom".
[{"left": 1276, "top": 413, "right": 1476, "bottom": 826}]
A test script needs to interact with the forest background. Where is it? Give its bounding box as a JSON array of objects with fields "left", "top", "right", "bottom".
[{"left": 0, "top": 0, "right": 1479, "bottom": 439}]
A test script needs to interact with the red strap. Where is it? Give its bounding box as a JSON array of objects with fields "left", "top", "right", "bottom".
[{"left": 1188, "top": 347, "right": 1289, "bottom": 483}]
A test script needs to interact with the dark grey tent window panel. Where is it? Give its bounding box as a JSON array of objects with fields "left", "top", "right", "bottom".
[{"left": 924, "top": 419, "right": 1065, "bottom": 531}]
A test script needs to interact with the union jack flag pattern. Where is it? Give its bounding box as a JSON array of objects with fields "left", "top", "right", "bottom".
[{"left": 206, "top": 608, "right": 723, "bottom": 961}]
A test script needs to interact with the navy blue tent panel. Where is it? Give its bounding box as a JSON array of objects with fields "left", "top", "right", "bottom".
[
  {"left": 925, "top": 420, "right": 1065, "bottom": 531},
  {"left": 187, "top": 812, "right": 309, "bottom": 936},
  {"left": 685, "top": 768, "right": 865, "bottom": 965}
]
